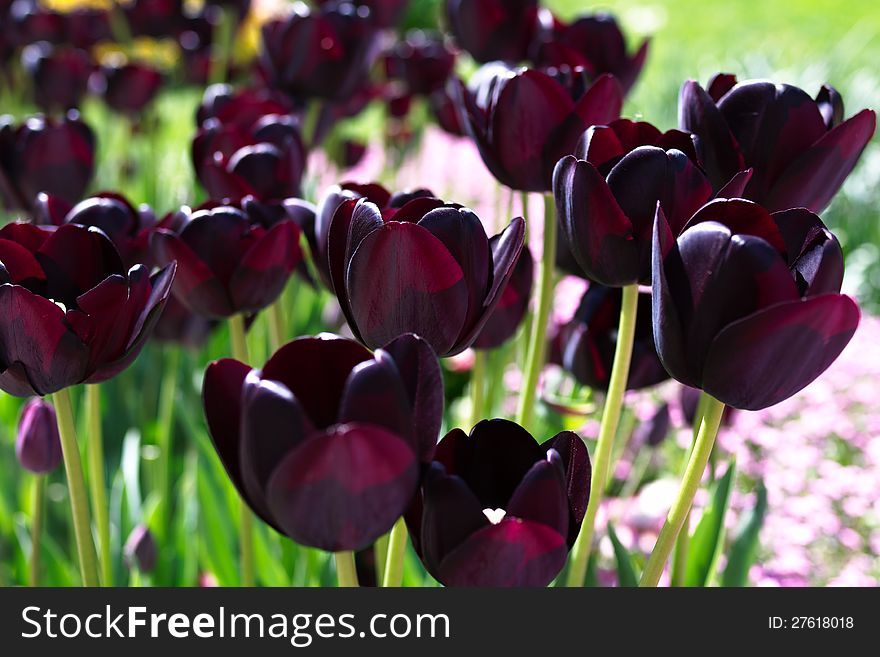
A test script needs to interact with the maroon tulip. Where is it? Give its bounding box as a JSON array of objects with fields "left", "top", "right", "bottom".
[
  {"left": 446, "top": 0, "right": 539, "bottom": 64},
  {"left": 0, "top": 222, "right": 175, "bottom": 396},
  {"left": 632, "top": 403, "right": 670, "bottom": 448},
  {"left": 16, "top": 398, "right": 62, "bottom": 474},
  {"left": 321, "top": 185, "right": 526, "bottom": 356},
  {"left": 259, "top": 3, "right": 382, "bottom": 101},
  {"left": 653, "top": 198, "right": 859, "bottom": 410},
  {"left": 150, "top": 199, "right": 303, "bottom": 319},
  {"left": 385, "top": 30, "right": 456, "bottom": 95},
  {"left": 531, "top": 11, "right": 649, "bottom": 95},
  {"left": 32, "top": 192, "right": 155, "bottom": 268},
  {"left": 551, "top": 283, "right": 668, "bottom": 391},
  {"left": 679, "top": 74, "right": 876, "bottom": 212},
  {"left": 192, "top": 110, "right": 306, "bottom": 202},
  {"left": 472, "top": 244, "right": 533, "bottom": 349},
  {"left": 196, "top": 84, "right": 295, "bottom": 128},
  {"left": 554, "top": 119, "right": 719, "bottom": 286},
  {"left": 124, "top": 0, "right": 188, "bottom": 38},
  {"left": 457, "top": 63, "right": 623, "bottom": 191},
  {"left": 0, "top": 111, "right": 95, "bottom": 211},
  {"left": 65, "top": 8, "right": 113, "bottom": 49},
  {"left": 407, "top": 419, "right": 590, "bottom": 587},
  {"left": 90, "top": 63, "right": 164, "bottom": 115},
  {"left": 21, "top": 44, "right": 93, "bottom": 112},
  {"left": 429, "top": 84, "right": 466, "bottom": 136},
  {"left": 9, "top": 1, "right": 66, "bottom": 46},
  {"left": 203, "top": 332, "right": 443, "bottom": 551},
  {"left": 124, "top": 525, "right": 157, "bottom": 573}
]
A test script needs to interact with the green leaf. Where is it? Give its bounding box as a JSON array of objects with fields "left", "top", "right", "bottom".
[
  {"left": 722, "top": 480, "right": 768, "bottom": 587},
  {"left": 684, "top": 461, "right": 736, "bottom": 587},
  {"left": 607, "top": 522, "right": 639, "bottom": 587}
]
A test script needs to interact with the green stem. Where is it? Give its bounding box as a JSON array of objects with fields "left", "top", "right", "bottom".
[
  {"left": 267, "top": 300, "right": 286, "bottom": 353},
  {"left": 469, "top": 349, "right": 487, "bottom": 428},
  {"left": 228, "top": 314, "right": 255, "bottom": 587},
  {"left": 86, "top": 384, "right": 111, "bottom": 586},
  {"left": 335, "top": 551, "right": 359, "bottom": 587},
  {"left": 156, "top": 348, "right": 180, "bottom": 541},
  {"left": 29, "top": 476, "right": 46, "bottom": 587},
  {"left": 52, "top": 388, "right": 100, "bottom": 587},
  {"left": 515, "top": 192, "right": 557, "bottom": 430},
  {"left": 374, "top": 533, "right": 390, "bottom": 584},
  {"left": 565, "top": 284, "right": 639, "bottom": 587},
  {"left": 640, "top": 395, "right": 726, "bottom": 587},
  {"left": 382, "top": 517, "right": 408, "bottom": 587}
]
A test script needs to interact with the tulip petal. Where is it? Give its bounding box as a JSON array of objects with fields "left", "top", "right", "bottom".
[
  {"left": 506, "top": 451, "right": 569, "bottom": 538},
  {"left": 437, "top": 518, "right": 568, "bottom": 587},
  {"left": 765, "top": 109, "right": 876, "bottom": 213},
  {"left": 37, "top": 224, "right": 124, "bottom": 305},
  {"left": 715, "top": 168, "right": 753, "bottom": 199},
  {"left": 230, "top": 220, "right": 300, "bottom": 313},
  {"left": 337, "top": 353, "right": 411, "bottom": 441},
  {"left": 266, "top": 422, "right": 419, "bottom": 551},
  {"left": 772, "top": 208, "right": 844, "bottom": 296},
  {"left": 703, "top": 294, "right": 860, "bottom": 410},
  {"left": 472, "top": 242, "right": 534, "bottom": 349},
  {"left": 546, "top": 431, "right": 592, "bottom": 534},
  {"left": 346, "top": 222, "right": 469, "bottom": 355},
  {"left": 202, "top": 358, "right": 251, "bottom": 498},
  {"left": 573, "top": 73, "right": 624, "bottom": 129}
]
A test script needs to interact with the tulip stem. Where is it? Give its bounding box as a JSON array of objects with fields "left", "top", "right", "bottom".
[
  {"left": 382, "top": 517, "right": 408, "bottom": 587},
  {"left": 52, "top": 388, "right": 100, "bottom": 587},
  {"left": 670, "top": 393, "right": 709, "bottom": 586},
  {"left": 228, "top": 314, "right": 256, "bottom": 587},
  {"left": 85, "top": 384, "right": 112, "bottom": 586},
  {"left": 374, "top": 533, "right": 390, "bottom": 584},
  {"left": 565, "top": 283, "right": 639, "bottom": 587},
  {"left": 267, "top": 301, "right": 286, "bottom": 353},
  {"left": 640, "top": 395, "right": 726, "bottom": 587},
  {"left": 29, "top": 475, "right": 46, "bottom": 587},
  {"left": 469, "top": 349, "right": 487, "bottom": 427},
  {"left": 335, "top": 551, "right": 359, "bottom": 587},
  {"left": 156, "top": 347, "right": 180, "bottom": 542},
  {"left": 515, "top": 192, "right": 557, "bottom": 430}
]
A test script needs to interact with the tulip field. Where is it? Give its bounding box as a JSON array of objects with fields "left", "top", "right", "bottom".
[{"left": 0, "top": 0, "right": 877, "bottom": 591}]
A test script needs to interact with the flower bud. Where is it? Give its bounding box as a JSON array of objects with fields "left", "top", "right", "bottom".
[
  {"left": 124, "top": 525, "right": 157, "bottom": 573},
  {"left": 16, "top": 399, "right": 62, "bottom": 474}
]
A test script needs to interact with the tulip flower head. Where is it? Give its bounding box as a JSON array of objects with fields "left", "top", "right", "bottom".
[
  {"left": 0, "top": 222, "right": 175, "bottom": 396},
  {"left": 90, "top": 62, "right": 164, "bottom": 116},
  {"left": 21, "top": 43, "right": 93, "bottom": 112},
  {"left": 445, "top": 0, "right": 539, "bottom": 64},
  {"left": 679, "top": 74, "right": 876, "bottom": 212},
  {"left": 408, "top": 419, "right": 591, "bottom": 587},
  {"left": 203, "top": 333, "right": 443, "bottom": 551},
  {"left": 653, "top": 198, "right": 860, "bottom": 410},
  {"left": 124, "top": 525, "right": 157, "bottom": 574},
  {"left": 16, "top": 398, "right": 62, "bottom": 474},
  {"left": 385, "top": 30, "right": 457, "bottom": 96}
]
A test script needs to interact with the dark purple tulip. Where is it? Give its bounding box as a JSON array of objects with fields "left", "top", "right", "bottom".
[
  {"left": 322, "top": 186, "right": 527, "bottom": 356},
  {"left": 385, "top": 30, "right": 457, "bottom": 95},
  {"left": 407, "top": 419, "right": 590, "bottom": 587},
  {"left": 124, "top": 525, "right": 157, "bottom": 573},
  {"left": 124, "top": 0, "right": 187, "bottom": 38},
  {"left": 196, "top": 84, "right": 295, "bottom": 128},
  {"left": 21, "top": 44, "right": 93, "bottom": 112},
  {"left": 152, "top": 295, "right": 217, "bottom": 349},
  {"left": 632, "top": 403, "right": 670, "bottom": 448},
  {"left": 32, "top": 192, "right": 155, "bottom": 268},
  {"left": 90, "top": 63, "right": 164, "bottom": 116},
  {"left": 16, "top": 398, "right": 62, "bottom": 474},
  {"left": 551, "top": 283, "right": 668, "bottom": 390},
  {"left": 259, "top": 3, "right": 382, "bottom": 101},
  {"left": 0, "top": 222, "right": 175, "bottom": 397},
  {"left": 554, "top": 119, "right": 715, "bottom": 286},
  {"left": 653, "top": 198, "right": 860, "bottom": 410},
  {"left": 679, "top": 75, "right": 876, "bottom": 212},
  {"left": 457, "top": 63, "right": 623, "bottom": 191},
  {"left": 8, "top": 1, "right": 66, "bottom": 46},
  {"left": 192, "top": 112, "right": 307, "bottom": 202},
  {"left": 531, "top": 11, "right": 649, "bottom": 95},
  {"left": 0, "top": 111, "right": 95, "bottom": 212},
  {"left": 203, "top": 332, "right": 443, "bottom": 551},
  {"left": 472, "top": 244, "right": 533, "bottom": 349},
  {"left": 65, "top": 8, "right": 113, "bottom": 49},
  {"left": 446, "top": 0, "right": 538, "bottom": 64},
  {"left": 429, "top": 84, "right": 466, "bottom": 136},
  {"left": 151, "top": 199, "right": 303, "bottom": 319}
]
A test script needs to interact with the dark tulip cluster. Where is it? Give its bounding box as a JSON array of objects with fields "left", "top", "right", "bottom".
[
  {"left": 316, "top": 183, "right": 526, "bottom": 356},
  {"left": 192, "top": 87, "right": 307, "bottom": 203},
  {"left": 553, "top": 118, "right": 721, "bottom": 286},
  {"left": 0, "top": 222, "right": 175, "bottom": 396},
  {"left": 151, "top": 199, "right": 304, "bottom": 319},
  {"left": 90, "top": 63, "right": 165, "bottom": 116},
  {"left": 385, "top": 31, "right": 457, "bottom": 96},
  {"left": 259, "top": 2, "right": 382, "bottom": 102},
  {"left": 407, "top": 419, "right": 590, "bottom": 587},
  {"left": 653, "top": 198, "right": 860, "bottom": 410},
  {"left": 16, "top": 398, "right": 62, "bottom": 474},
  {"left": 21, "top": 43, "right": 92, "bottom": 112},
  {"left": 551, "top": 283, "right": 668, "bottom": 391},
  {"left": 680, "top": 74, "right": 876, "bottom": 212},
  {"left": 457, "top": 63, "right": 623, "bottom": 191},
  {"left": 0, "top": 111, "right": 95, "bottom": 211},
  {"left": 203, "top": 333, "right": 443, "bottom": 551}
]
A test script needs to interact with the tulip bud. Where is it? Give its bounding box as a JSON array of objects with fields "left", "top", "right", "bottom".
[
  {"left": 632, "top": 403, "right": 671, "bottom": 448},
  {"left": 124, "top": 525, "right": 157, "bottom": 574},
  {"left": 16, "top": 398, "right": 62, "bottom": 474}
]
